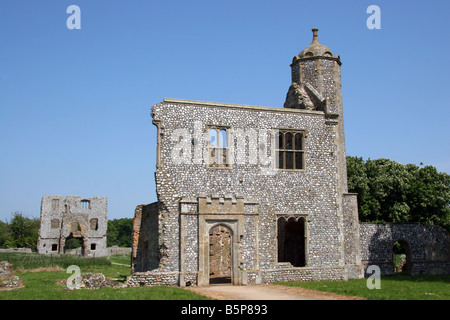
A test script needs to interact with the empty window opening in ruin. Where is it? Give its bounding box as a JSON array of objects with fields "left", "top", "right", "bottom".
[
  {"left": 51, "top": 219, "right": 60, "bottom": 229},
  {"left": 209, "top": 224, "right": 232, "bottom": 284},
  {"left": 51, "top": 199, "right": 60, "bottom": 210},
  {"left": 90, "top": 218, "right": 98, "bottom": 231},
  {"left": 90, "top": 243, "right": 97, "bottom": 251},
  {"left": 393, "top": 240, "right": 411, "bottom": 274},
  {"left": 81, "top": 200, "right": 90, "bottom": 210},
  {"left": 207, "top": 126, "right": 231, "bottom": 168},
  {"left": 51, "top": 244, "right": 58, "bottom": 252},
  {"left": 275, "top": 129, "right": 305, "bottom": 170},
  {"left": 277, "top": 217, "right": 306, "bottom": 267}
]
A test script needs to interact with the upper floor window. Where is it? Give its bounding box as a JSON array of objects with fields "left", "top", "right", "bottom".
[
  {"left": 51, "top": 199, "right": 60, "bottom": 210},
  {"left": 90, "top": 218, "right": 98, "bottom": 231},
  {"left": 207, "top": 126, "right": 231, "bottom": 168},
  {"left": 275, "top": 129, "right": 305, "bottom": 170},
  {"left": 51, "top": 219, "right": 60, "bottom": 229},
  {"left": 81, "top": 200, "right": 90, "bottom": 210}
]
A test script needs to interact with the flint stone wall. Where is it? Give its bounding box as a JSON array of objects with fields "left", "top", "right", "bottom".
[
  {"left": 359, "top": 223, "right": 449, "bottom": 275},
  {"left": 37, "top": 195, "right": 108, "bottom": 257},
  {"left": 0, "top": 261, "right": 20, "bottom": 289},
  {"left": 127, "top": 98, "right": 362, "bottom": 286}
]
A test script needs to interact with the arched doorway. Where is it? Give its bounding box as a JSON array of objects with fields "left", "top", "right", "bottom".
[
  {"left": 64, "top": 234, "right": 85, "bottom": 255},
  {"left": 277, "top": 217, "right": 306, "bottom": 267},
  {"left": 63, "top": 222, "right": 86, "bottom": 255},
  {"left": 393, "top": 240, "right": 412, "bottom": 274},
  {"left": 209, "top": 225, "right": 232, "bottom": 284}
]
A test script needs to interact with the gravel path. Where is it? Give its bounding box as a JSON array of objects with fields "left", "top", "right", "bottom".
[{"left": 185, "top": 284, "right": 366, "bottom": 300}]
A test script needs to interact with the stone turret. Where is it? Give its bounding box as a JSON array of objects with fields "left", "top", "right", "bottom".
[
  {"left": 285, "top": 27, "right": 348, "bottom": 192},
  {"left": 285, "top": 28, "right": 342, "bottom": 114}
]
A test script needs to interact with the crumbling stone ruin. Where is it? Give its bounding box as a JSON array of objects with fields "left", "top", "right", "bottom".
[
  {"left": 359, "top": 223, "right": 449, "bottom": 276},
  {"left": 60, "top": 272, "right": 127, "bottom": 290},
  {"left": 0, "top": 261, "right": 21, "bottom": 290},
  {"left": 37, "top": 195, "right": 107, "bottom": 257},
  {"left": 128, "top": 28, "right": 449, "bottom": 287}
]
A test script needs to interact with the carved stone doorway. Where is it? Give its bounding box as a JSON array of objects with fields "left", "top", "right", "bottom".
[
  {"left": 209, "top": 225, "right": 232, "bottom": 284},
  {"left": 197, "top": 215, "right": 243, "bottom": 286}
]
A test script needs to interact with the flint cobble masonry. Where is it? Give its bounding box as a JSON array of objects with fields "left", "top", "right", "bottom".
[
  {"left": 37, "top": 195, "right": 108, "bottom": 257},
  {"left": 127, "top": 29, "right": 449, "bottom": 287}
]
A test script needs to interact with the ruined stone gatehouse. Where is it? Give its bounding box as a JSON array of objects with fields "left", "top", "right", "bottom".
[
  {"left": 37, "top": 195, "right": 107, "bottom": 257},
  {"left": 128, "top": 29, "right": 449, "bottom": 287}
]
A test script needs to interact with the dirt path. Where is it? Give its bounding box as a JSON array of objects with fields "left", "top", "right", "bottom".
[{"left": 185, "top": 284, "right": 365, "bottom": 300}]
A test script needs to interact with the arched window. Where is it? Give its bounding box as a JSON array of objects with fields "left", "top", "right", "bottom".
[
  {"left": 277, "top": 217, "right": 306, "bottom": 267},
  {"left": 207, "top": 126, "right": 230, "bottom": 168}
]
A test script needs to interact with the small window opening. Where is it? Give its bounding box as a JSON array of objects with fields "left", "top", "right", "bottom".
[
  {"left": 90, "top": 243, "right": 97, "bottom": 251},
  {"left": 51, "top": 244, "right": 58, "bottom": 252},
  {"left": 81, "top": 200, "right": 90, "bottom": 210}
]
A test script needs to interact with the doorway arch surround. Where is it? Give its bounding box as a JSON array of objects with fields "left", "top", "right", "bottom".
[
  {"left": 198, "top": 214, "right": 244, "bottom": 286},
  {"left": 209, "top": 224, "right": 232, "bottom": 284}
]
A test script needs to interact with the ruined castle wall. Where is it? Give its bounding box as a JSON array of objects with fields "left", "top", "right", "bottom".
[
  {"left": 342, "top": 193, "right": 364, "bottom": 279},
  {"left": 128, "top": 100, "right": 352, "bottom": 286},
  {"left": 131, "top": 202, "right": 160, "bottom": 272},
  {"left": 359, "top": 223, "right": 449, "bottom": 275},
  {"left": 37, "top": 195, "right": 108, "bottom": 257}
]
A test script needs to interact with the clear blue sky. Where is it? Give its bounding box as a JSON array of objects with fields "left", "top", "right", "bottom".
[{"left": 1, "top": 0, "right": 449, "bottom": 221}]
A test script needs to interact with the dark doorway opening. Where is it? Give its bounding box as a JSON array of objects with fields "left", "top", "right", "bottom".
[
  {"left": 393, "top": 240, "right": 412, "bottom": 274},
  {"left": 64, "top": 234, "right": 84, "bottom": 255},
  {"left": 277, "top": 217, "right": 306, "bottom": 267}
]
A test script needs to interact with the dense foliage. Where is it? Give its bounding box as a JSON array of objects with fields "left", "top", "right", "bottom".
[
  {"left": 347, "top": 156, "right": 450, "bottom": 231},
  {"left": 0, "top": 212, "right": 39, "bottom": 250},
  {"left": 106, "top": 218, "right": 133, "bottom": 247}
]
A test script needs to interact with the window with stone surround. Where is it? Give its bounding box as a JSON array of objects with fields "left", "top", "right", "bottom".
[
  {"left": 207, "top": 126, "right": 231, "bottom": 168},
  {"left": 81, "top": 200, "right": 90, "bottom": 210},
  {"left": 275, "top": 129, "right": 305, "bottom": 170}
]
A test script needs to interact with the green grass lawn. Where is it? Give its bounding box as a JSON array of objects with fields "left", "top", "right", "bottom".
[
  {"left": 0, "top": 253, "right": 209, "bottom": 300},
  {"left": 276, "top": 274, "right": 450, "bottom": 300},
  {"left": 2, "top": 253, "right": 449, "bottom": 300}
]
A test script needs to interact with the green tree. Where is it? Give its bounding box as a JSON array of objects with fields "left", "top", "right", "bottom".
[
  {"left": 407, "top": 165, "right": 450, "bottom": 230},
  {"left": 107, "top": 218, "right": 133, "bottom": 247},
  {"left": 347, "top": 156, "right": 450, "bottom": 231},
  {"left": 0, "top": 220, "right": 11, "bottom": 248},
  {"left": 6, "top": 212, "right": 40, "bottom": 250}
]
